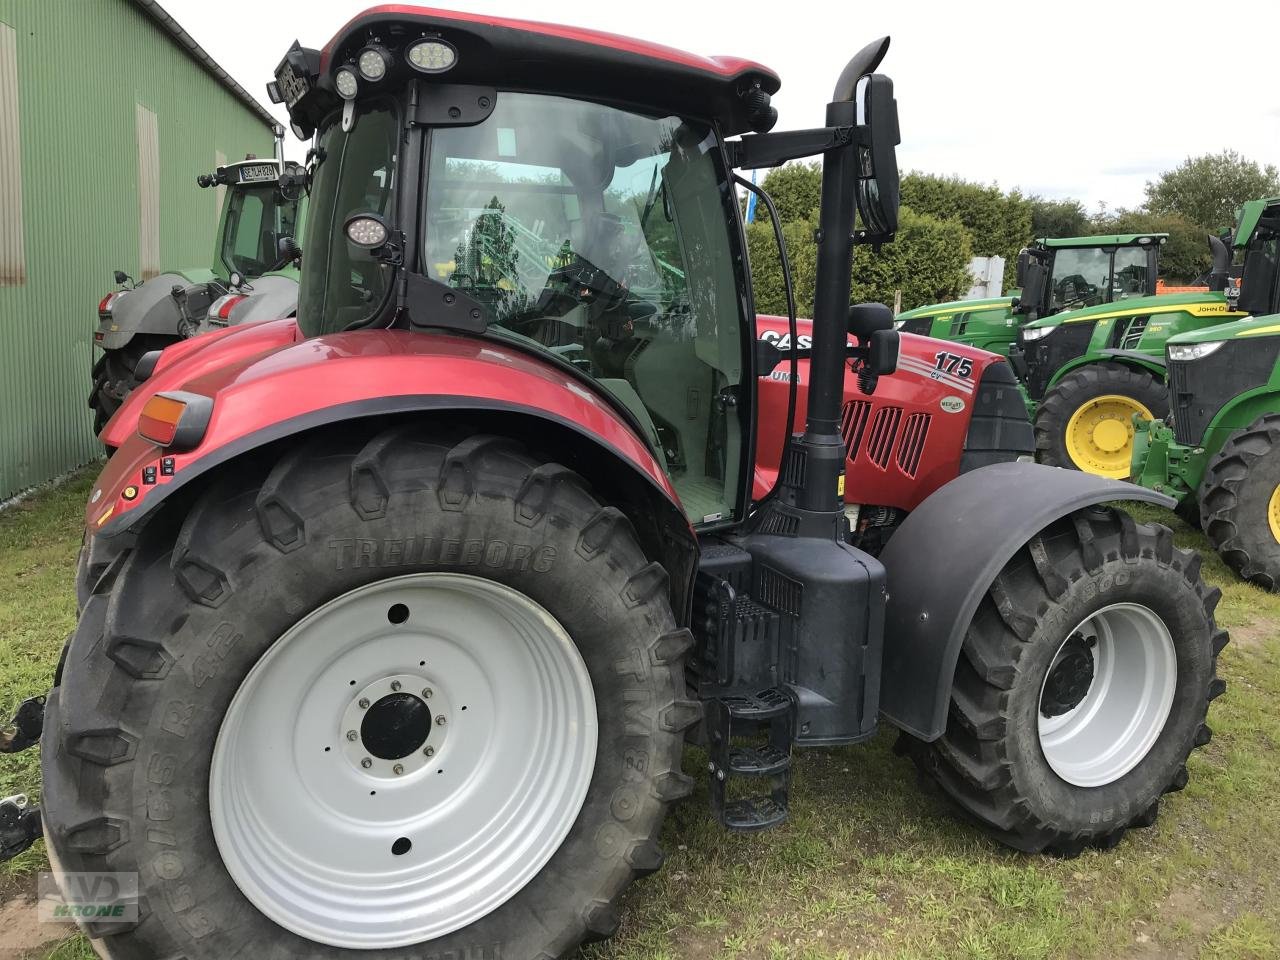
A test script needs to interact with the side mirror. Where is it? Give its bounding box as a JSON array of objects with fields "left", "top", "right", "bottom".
[
  {"left": 847, "top": 302, "right": 894, "bottom": 339},
  {"left": 853, "top": 74, "right": 900, "bottom": 246},
  {"left": 868, "top": 327, "right": 899, "bottom": 376},
  {"left": 1238, "top": 249, "right": 1274, "bottom": 314},
  {"left": 1015, "top": 249, "right": 1030, "bottom": 287},
  {"left": 113, "top": 269, "right": 131, "bottom": 287},
  {"left": 1016, "top": 259, "right": 1048, "bottom": 318}
]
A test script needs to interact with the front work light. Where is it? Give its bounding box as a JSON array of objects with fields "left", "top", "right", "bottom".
[
  {"left": 344, "top": 214, "right": 389, "bottom": 249},
  {"left": 406, "top": 39, "right": 457, "bottom": 73},
  {"left": 335, "top": 67, "right": 359, "bottom": 100},
  {"left": 138, "top": 391, "right": 213, "bottom": 451},
  {"left": 358, "top": 46, "right": 390, "bottom": 81}
]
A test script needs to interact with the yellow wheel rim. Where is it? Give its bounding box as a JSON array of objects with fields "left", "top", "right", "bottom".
[
  {"left": 1269, "top": 484, "right": 1280, "bottom": 544},
  {"left": 1064, "top": 394, "right": 1154, "bottom": 478}
]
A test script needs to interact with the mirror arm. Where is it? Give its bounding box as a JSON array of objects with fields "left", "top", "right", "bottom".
[{"left": 726, "top": 126, "right": 855, "bottom": 169}]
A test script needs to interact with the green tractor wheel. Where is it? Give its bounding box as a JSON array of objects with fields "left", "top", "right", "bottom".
[
  {"left": 1034, "top": 363, "right": 1168, "bottom": 478},
  {"left": 1200, "top": 414, "right": 1280, "bottom": 591}
]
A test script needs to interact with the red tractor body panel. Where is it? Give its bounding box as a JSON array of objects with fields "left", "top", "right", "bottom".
[
  {"left": 100, "top": 319, "right": 301, "bottom": 449},
  {"left": 88, "top": 329, "right": 678, "bottom": 534},
  {"left": 753, "top": 316, "right": 1006, "bottom": 510}
]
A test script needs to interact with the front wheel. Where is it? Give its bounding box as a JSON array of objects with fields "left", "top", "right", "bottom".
[
  {"left": 1200, "top": 413, "right": 1280, "bottom": 590},
  {"left": 902, "top": 507, "right": 1227, "bottom": 855},
  {"left": 1034, "top": 363, "right": 1167, "bottom": 477},
  {"left": 42, "top": 427, "right": 697, "bottom": 956}
]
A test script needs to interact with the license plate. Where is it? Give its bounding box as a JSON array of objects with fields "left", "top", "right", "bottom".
[{"left": 239, "top": 164, "right": 277, "bottom": 183}]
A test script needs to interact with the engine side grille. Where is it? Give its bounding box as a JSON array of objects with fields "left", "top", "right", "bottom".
[
  {"left": 865, "top": 406, "right": 902, "bottom": 469},
  {"left": 1170, "top": 337, "right": 1280, "bottom": 444},
  {"left": 840, "top": 400, "right": 872, "bottom": 460},
  {"left": 895, "top": 412, "right": 931, "bottom": 477},
  {"left": 1110, "top": 314, "right": 1150, "bottom": 350}
]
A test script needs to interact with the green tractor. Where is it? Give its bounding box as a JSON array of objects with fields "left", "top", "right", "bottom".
[
  {"left": 897, "top": 233, "right": 1245, "bottom": 478},
  {"left": 1133, "top": 197, "right": 1280, "bottom": 588},
  {"left": 90, "top": 157, "right": 304, "bottom": 431}
]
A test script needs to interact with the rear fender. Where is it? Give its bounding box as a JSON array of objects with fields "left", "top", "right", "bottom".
[
  {"left": 100, "top": 319, "right": 301, "bottom": 448},
  {"left": 87, "top": 329, "right": 696, "bottom": 614},
  {"left": 877, "top": 461, "right": 1174, "bottom": 740},
  {"left": 98, "top": 271, "right": 215, "bottom": 350}
]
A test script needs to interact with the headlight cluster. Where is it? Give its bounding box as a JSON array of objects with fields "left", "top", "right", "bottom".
[
  {"left": 1021, "top": 325, "right": 1056, "bottom": 342},
  {"left": 1167, "top": 341, "right": 1226, "bottom": 362},
  {"left": 334, "top": 38, "right": 458, "bottom": 100}
]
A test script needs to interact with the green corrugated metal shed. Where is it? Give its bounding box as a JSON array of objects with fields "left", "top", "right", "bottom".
[{"left": 0, "top": 0, "right": 277, "bottom": 499}]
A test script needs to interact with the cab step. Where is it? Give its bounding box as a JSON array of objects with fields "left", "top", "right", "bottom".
[{"left": 708, "top": 687, "right": 795, "bottom": 833}]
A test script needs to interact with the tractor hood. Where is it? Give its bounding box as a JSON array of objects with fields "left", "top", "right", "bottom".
[
  {"left": 1021, "top": 291, "right": 1240, "bottom": 333},
  {"left": 896, "top": 296, "right": 1014, "bottom": 320},
  {"left": 1165, "top": 311, "right": 1280, "bottom": 347}
]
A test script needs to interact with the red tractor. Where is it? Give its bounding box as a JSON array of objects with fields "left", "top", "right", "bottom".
[{"left": 11, "top": 8, "right": 1226, "bottom": 958}]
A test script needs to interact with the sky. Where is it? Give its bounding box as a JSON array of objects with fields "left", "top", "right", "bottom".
[{"left": 165, "top": 0, "right": 1280, "bottom": 212}]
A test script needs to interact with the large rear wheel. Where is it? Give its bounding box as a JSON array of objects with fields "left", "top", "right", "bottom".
[
  {"left": 902, "top": 507, "right": 1226, "bottom": 855},
  {"left": 1034, "top": 363, "right": 1167, "bottom": 478},
  {"left": 1200, "top": 413, "right": 1280, "bottom": 590},
  {"left": 42, "top": 426, "right": 697, "bottom": 956}
]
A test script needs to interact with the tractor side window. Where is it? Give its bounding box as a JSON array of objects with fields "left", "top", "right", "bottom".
[
  {"left": 1111, "top": 248, "right": 1149, "bottom": 301},
  {"left": 297, "top": 103, "right": 398, "bottom": 336},
  {"left": 219, "top": 187, "right": 279, "bottom": 278},
  {"left": 1049, "top": 248, "right": 1109, "bottom": 312},
  {"left": 423, "top": 93, "right": 746, "bottom": 525}
]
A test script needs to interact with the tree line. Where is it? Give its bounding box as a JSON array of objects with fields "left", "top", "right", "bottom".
[{"left": 747, "top": 150, "right": 1280, "bottom": 316}]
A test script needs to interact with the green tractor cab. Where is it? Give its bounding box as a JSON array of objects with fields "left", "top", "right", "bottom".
[
  {"left": 1133, "top": 199, "right": 1280, "bottom": 588},
  {"left": 90, "top": 157, "right": 305, "bottom": 431},
  {"left": 899, "top": 232, "right": 1245, "bottom": 478},
  {"left": 897, "top": 233, "right": 1166, "bottom": 357}
]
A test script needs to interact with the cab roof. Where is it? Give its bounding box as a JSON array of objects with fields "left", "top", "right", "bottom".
[
  {"left": 1036, "top": 234, "right": 1167, "bottom": 249},
  {"left": 319, "top": 5, "right": 782, "bottom": 134}
]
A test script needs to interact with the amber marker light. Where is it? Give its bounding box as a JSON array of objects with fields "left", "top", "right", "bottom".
[{"left": 137, "top": 391, "right": 214, "bottom": 451}]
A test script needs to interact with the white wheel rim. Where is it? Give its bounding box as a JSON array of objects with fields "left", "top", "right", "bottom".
[
  {"left": 210, "top": 573, "right": 598, "bottom": 948},
  {"left": 1038, "top": 602, "right": 1177, "bottom": 787}
]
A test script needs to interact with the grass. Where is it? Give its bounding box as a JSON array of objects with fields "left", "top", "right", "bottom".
[{"left": 1, "top": 479, "right": 1278, "bottom": 959}]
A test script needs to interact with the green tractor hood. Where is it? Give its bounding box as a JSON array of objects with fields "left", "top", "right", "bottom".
[
  {"left": 1021, "top": 290, "right": 1237, "bottom": 334},
  {"left": 896, "top": 295, "right": 1014, "bottom": 320}
]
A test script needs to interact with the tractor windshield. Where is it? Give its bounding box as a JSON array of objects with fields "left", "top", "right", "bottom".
[
  {"left": 218, "top": 183, "right": 300, "bottom": 279},
  {"left": 1047, "top": 246, "right": 1152, "bottom": 313},
  {"left": 421, "top": 93, "right": 747, "bottom": 524}
]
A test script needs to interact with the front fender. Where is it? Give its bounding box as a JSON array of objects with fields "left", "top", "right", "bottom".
[
  {"left": 89, "top": 330, "right": 680, "bottom": 538},
  {"left": 877, "top": 461, "right": 1175, "bottom": 740},
  {"left": 1048, "top": 351, "right": 1166, "bottom": 392},
  {"left": 1099, "top": 348, "right": 1167, "bottom": 372},
  {"left": 100, "top": 319, "right": 301, "bottom": 448}
]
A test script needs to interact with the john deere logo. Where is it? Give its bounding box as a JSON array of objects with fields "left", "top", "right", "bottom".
[{"left": 940, "top": 396, "right": 965, "bottom": 414}]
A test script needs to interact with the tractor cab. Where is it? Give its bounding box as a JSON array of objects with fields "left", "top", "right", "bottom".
[
  {"left": 1015, "top": 233, "right": 1163, "bottom": 321},
  {"left": 202, "top": 157, "right": 305, "bottom": 284}
]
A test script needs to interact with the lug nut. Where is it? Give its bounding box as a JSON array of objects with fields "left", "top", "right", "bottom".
[
  {"left": 423, "top": 746, "right": 435, "bottom": 757},
  {"left": 346, "top": 730, "right": 358, "bottom": 742},
  {"left": 358, "top": 698, "right": 370, "bottom": 709},
  {"left": 390, "top": 680, "right": 402, "bottom": 692},
  {"left": 435, "top": 715, "right": 447, "bottom": 726},
  {"left": 421, "top": 688, "right": 433, "bottom": 699},
  {"left": 393, "top": 763, "right": 404, "bottom": 775},
  {"left": 360, "top": 757, "right": 373, "bottom": 769}
]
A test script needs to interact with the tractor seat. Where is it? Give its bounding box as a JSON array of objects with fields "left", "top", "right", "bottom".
[{"left": 848, "top": 302, "right": 894, "bottom": 340}]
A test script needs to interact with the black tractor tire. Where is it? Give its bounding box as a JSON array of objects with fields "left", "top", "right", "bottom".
[
  {"left": 1034, "top": 363, "right": 1168, "bottom": 476},
  {"left": 88, "top": 337, "right": 169, "bottom": 436},
  {"left": 1200, "top": 414, "right": 1280, "bottom": 590},
  {"left": 42, "top": 425, "right": 697, "bottom": 957},
  {"left": 901, "top": 506, "right": 1226, "bottom": 856}
]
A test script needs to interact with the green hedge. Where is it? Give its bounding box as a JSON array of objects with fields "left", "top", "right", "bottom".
[{"left": 746, "top": 204, "right": 973, "bottom": 316}]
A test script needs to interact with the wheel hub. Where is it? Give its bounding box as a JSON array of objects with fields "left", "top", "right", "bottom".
[
  {"left": 1268, "top": 483, "right": 1280, "bottom": 544},
  {"left": 1064, "top": 393, "right": 1155, "bottom": 478},
  {"left": 1040, "top": 633, "right": 1095, "bottom": 718},
  {"left": 362, "top": 692, "right": 431, "bottom": 760}
]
